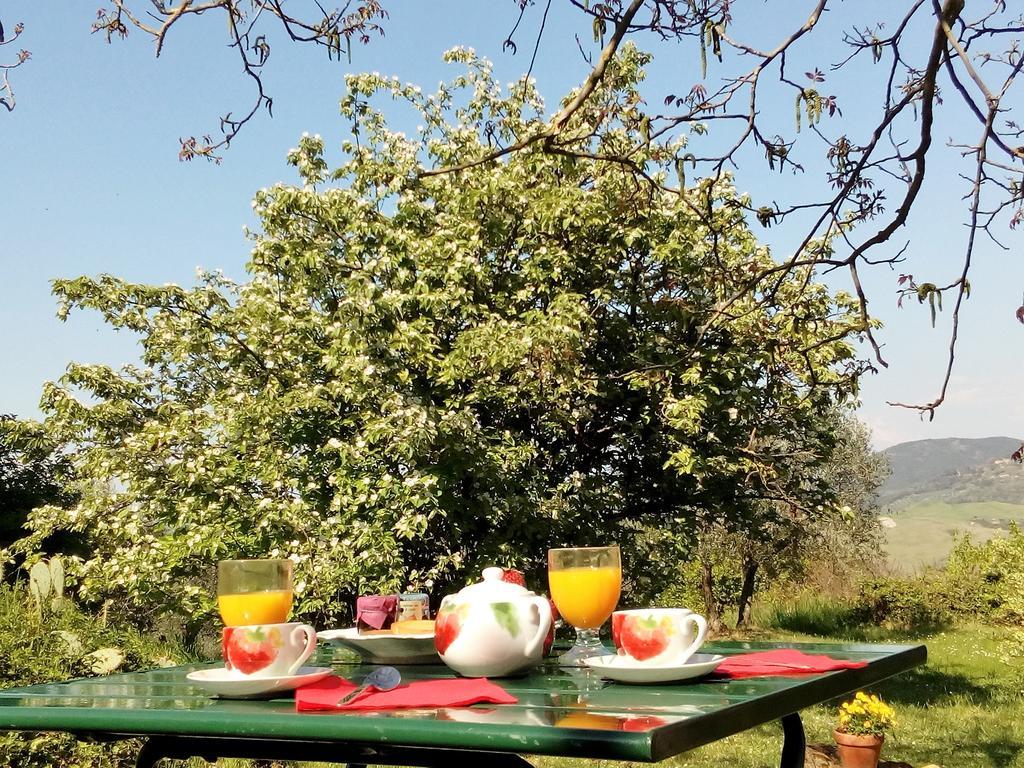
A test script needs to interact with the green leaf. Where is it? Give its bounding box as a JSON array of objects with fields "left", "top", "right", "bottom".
[{"left": 491, "top": 602, "right": 520, "bottom": 638}]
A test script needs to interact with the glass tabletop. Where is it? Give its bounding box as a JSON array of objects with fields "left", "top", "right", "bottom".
[{"left": 0, "top": 640, "right": 926, "bottom": 763}]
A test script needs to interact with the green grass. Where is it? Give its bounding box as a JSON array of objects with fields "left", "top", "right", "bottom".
[
  {"left": 761, "top": 595, "right": 864, "bottom": 638},
  {"left": 883, "top": 501, "right": 1024, "bottom": 570}
]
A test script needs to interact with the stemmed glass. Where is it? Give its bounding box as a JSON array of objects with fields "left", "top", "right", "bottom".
[
  {"left": 217, "top": 559, "right": 293, "bottom": 626},
  {"left": 547, "top": 545, "right": 621, "bottom": 666}
]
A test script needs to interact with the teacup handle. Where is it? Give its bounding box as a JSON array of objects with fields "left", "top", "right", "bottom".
[
  {"left": 524, "top": 597, "right": 553, "bottom": 658},
  {"left": 287, "top": 624, "right": 317, "bottom": 675},
  {"left": 677, "top": 614, "right": 708, "bottom": 664}
]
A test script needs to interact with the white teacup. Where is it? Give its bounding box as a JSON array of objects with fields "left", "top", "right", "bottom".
[
  {"left": 611, "top": 608, "right": 708, "bottom": 666},
  {"left": 221, "top": 622, "right": 317, "bottom": 677}
]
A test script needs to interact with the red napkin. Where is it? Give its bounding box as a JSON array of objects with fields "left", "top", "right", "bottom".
[
  {"left": 715, "top": 649, "right": 868, "bottom": 679},
  {"left": 295, "top": 675, "right": 518, "bottom": 712}
]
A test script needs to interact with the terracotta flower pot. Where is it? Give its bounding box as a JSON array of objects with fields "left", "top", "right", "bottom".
[{"left": 834, "top": 729, "right": 884, "bottom": 768}]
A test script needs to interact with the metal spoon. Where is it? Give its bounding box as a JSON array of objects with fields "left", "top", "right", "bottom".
[{"left": 337, "top": 665, "right": 402, "bottom": 705}]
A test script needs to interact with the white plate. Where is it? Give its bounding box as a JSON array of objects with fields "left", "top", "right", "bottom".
[
  {"left": 186, "top": 666, "right": 333, "bottom": 698},
  {"left": 583, "top": 653, "right": 725, "bottom": 684},
  {"left": 318, "top": 627, "right": 440, "bottom": 664}
]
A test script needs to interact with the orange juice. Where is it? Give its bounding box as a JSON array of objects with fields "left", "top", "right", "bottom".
[
  {"left": 548, "top": 565, "right": 621, "bottom": 629},
  {"left": 218, "top": 589, "right": 293, "bottom": 626},
  {"left": 556, "top": 705, "right": 623, "bottom": 730}
]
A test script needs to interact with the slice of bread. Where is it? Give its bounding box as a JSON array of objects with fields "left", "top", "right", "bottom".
[{"left": 390, "top": 619, "right": 435, "bottom": 635}]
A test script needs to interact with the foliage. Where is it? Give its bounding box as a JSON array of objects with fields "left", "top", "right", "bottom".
[
  {"left": 0, "top": 582, "right": 185, "bottom": 768},
  {"left": 943, "top": 523, "right": 1024, "bottom": 625},
  {"left": 854, "top": 577, "right": 948, "bottom": 632},
  {"left": 654, "top": 556, "right": 734, "bottom": 616},
  {"left": 7, "top": 47, "right": 867, "bottom": 630},
  {"left": 668, "top": 412, "right": 887, "bottom": 626},
  {"left": 617, "top": 519, "right": 694, "bottom": 609},
  {"left": 0, "top": 416, "right": 79, "bottom": 559},
  {"left": 778, "top": 524, "right": 1024, "bottom": 635},
  {"left": 13, "top": 2, "right": 1022, "bottom": 416},
  {"left": 837, "top": 692, "right": 896, "bottom": 738},
  {"left": 28, "top": 557, "right": 65, "bottom": 617}
]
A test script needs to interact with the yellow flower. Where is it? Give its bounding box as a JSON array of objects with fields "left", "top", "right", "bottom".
[{"left": 838, "top": 692, "right": 895, "bottom": 735}]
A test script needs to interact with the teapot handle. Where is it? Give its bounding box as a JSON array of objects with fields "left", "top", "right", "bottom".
[{"left": 524, "top": 596, "right": 553, "bottom": 658}]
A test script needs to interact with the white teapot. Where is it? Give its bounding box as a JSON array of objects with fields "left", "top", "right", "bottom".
[{"left": 434, "top": 567, "right": 553, "bottom": 678}]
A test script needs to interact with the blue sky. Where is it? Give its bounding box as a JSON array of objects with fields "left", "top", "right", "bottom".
[{"left": 1, "top": 1, "right": 1021, "bottom": 449}]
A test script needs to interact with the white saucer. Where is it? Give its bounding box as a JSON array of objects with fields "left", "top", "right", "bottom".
[
  {"left": 186, "top": 666, "right": 333, "bottom": 698},
  {"left": 583, "top": 653, "right": 725, "bottom": 684},
  {"left": 318, "top": 627, "right": 440, "bottom": 664}
]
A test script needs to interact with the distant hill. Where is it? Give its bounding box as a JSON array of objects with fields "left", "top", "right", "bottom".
[
  {"left": 878, "top": 436, "right": 1023, "bottom": 505},
  {"left": 877, "top": 436, "right": 1024, "bottom": 570}
]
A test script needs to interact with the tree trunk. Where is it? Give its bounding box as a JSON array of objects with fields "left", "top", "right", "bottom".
[
  {"left": 736, "top": 557, "right": 758, "bottom": 628},
  {"left": 699, "top": 555, "right": 723, "bottom": 633}
]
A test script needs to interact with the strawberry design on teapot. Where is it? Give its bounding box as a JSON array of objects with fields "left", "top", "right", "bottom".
[{"left": 435, "top": 567, "right": 553, "bottom": 678}]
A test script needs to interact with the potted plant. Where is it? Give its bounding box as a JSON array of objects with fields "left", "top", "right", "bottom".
[{"left": 834, "top": 691, "right": 895, "bottom": 768}]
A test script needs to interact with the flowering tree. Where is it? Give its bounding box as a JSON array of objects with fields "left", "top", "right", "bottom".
[
  {"left": 7, "top": 47, "right": 869, "bottom": 630},
  {"left": 4, "top": 1, "right": 1010, "bottom": 414}
]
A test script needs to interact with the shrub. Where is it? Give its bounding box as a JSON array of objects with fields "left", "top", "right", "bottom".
[
  {"left": 651, "top": 552, "right": 745, "bottom": 620},
  {"left": 943, "top": 524, "right": 1024, "bottom": 625},
  {"left": 654, "top": 560, "right": 708, "bottom": 614},
  {"left": 0, "top": 583, "right": 186, "bottom": 768},
  {"left": 854, "top": 576, "right": 947, "bottom": 631}
]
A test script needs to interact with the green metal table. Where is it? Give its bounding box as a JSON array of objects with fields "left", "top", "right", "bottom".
[{"left": 0, "top": 641, "right": 925, "bottom": 768}]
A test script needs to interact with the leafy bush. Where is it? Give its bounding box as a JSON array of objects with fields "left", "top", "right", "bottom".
[
  {"left": 943, "top": 523, "right": 1024, "bottom": 625},
  {"left": 653, "top": 560, "right": 709, "bottom": 614},
  {"left": 765, "top": 525, "right": 1024, "bottom": 637},
  {"left": 0, "top": 583, "right": 186, "bottom": 768},
  {"left": 854, "top": 577, "right": 948, "bottom": 631}
]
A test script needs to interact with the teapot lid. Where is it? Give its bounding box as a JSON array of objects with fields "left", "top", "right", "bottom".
[{"left": 456, "top": 567, "right": 536, "bottom": 599}]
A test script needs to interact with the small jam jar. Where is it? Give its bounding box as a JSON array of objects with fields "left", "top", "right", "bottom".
[{"left": 398, "top": 592, "right": 430, "bottom": 621}]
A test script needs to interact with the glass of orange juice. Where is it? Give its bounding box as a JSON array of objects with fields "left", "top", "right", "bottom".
[
  {"left": 548, "top": 545, "right": 621, "bottom": 666},
  {"left": 217, "top": 559, "right": 293, "bottom": 626}
]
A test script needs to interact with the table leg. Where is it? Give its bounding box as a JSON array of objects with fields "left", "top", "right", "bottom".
[{"left": 779, "top": 712, "right": 806, "bottom": 768}]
